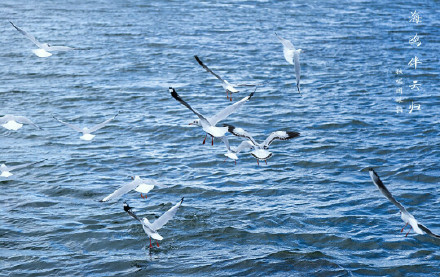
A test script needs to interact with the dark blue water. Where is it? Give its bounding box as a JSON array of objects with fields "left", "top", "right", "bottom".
[{"left": 1, "top": 0, "right": 439, "bottom": 276}]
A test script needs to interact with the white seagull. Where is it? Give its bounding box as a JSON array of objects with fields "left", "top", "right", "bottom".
[
  {"left": 9, "top": 21, "right": 74, "bottom": 57},
  {"left": 124, "top": 198, "right": 184, "bottom": 248},
  {"left": 53, "top": 112, "right": 119, "bottom": 141},
  {"left": 0, "top": 114, "right": 40, "bottom": 131},
  {"left": 100, "top": 176, "right": 155, "bottom": 202},
  {"left": 221, "top": 137, "right": 254, "bottom": 164},
  {"left": 170, "top": 87, "right": 254, "bottom": 145},
  {"left": 369, "top": 168, "right": 440, "bottom": 239},
  {"left": 224, "top": 124, "right": 300, "bottom": 165},
  {"left": 1, "top": 160, "right": 45, "bottom": 178},
  {"left": 194, "top": 55, "right": 260, "bottom": 101},
  {"left": 275, "top": 33, "right": 302, "bottom": 93}
]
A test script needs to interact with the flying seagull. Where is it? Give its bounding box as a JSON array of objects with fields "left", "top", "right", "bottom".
[
  {"left": 53, "top": 112, "right": 119, "bottom": 141},
  {"left": 275, "top": 33, "right": 302, "bottom": 93},
  {"left": 0, "top": 114, "right": 40, "bottom": 131},
  {"left": 9, "top": 21, "right": 74, "bottom": 57},
  {"left": 369, "top": 168, "right": 440, "bottom": 239},
  {"left": 1, "top": 160, "right": 45, "bottom": 178},
  {"left": 101, "top": 176, "right": 155, "bottom": 202},
  {"left": 124, "top": 198, "right": 184, "bottom": 248},
  {"left": 221, "top": 137, "right": 254, "bottom": 164},
  {"left": 170, "top": 87, "right": 254, "bottom": 145},
  {"left": 194, "top": 55, "right": 260, "bottom": 101},
  {"left": 224, "top": 124, "right": 300, "bottom": 165}
]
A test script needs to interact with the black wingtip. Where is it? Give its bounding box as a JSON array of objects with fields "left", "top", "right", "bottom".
[
  {"left": 194, "top": 55, "right": 203, "bottom": 66},
  {"left": 123, "top": 202, "right": 132, "bottom": 212},
  {"left": 222, "top": 124, "right": 235, "bottom": 133},
  {"left": 287, "top": 131, "right": 300, "bottom": 139},
  {"left": 170, "top": 87, "right": 180, "bottom": 100},
  {"left": 181, "top": 197, "right": 184, "bottom": 203}
]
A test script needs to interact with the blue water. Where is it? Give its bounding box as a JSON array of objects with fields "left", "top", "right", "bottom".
[{"left": 1, "top": 0, "right": 439, "bottom": 276}]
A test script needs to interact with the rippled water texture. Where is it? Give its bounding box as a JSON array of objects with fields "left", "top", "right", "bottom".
[{"left": 1, "top": 0, "right": 439, "bottom": 276}]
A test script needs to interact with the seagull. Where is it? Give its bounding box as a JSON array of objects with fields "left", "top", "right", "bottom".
[
  {"left": 53, "top": 112, "right": 119, "bottom": 141},
  {"left": 9, "top": 21, "right": 74, "bottom": 57},
  {"left": 221, "top": 137, "right": 254, "bottom": 164},
  {"left": 100, "top": 176, "right": 155, "bottom": 202},
  {"left": 0, "top": 114, "right": 40, "bottom": 131},
  {"left": 224, "top": 124, "right": 300, "bottom": 165},
  {"left": 194, "top": 55, "right": 260, "bottom": 101},
  {"left": 1, "top": 160, "right": 45, "bottom": 178},
  {"left": 170, "top": 87, "right": 254, "bottom": 146},
  {"left": 369, "top": 168, "right": 440, "bottom": 239},
  {"left": 124, "top": 198, "right": 184, "bottom": 248},
  {"left": 275, "top": 33, "right": 302, "bottom": 93}
]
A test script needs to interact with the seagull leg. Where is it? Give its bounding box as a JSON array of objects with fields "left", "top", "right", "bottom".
[
  {"left": 202, "top": 134, "right": 207, "bottom": 144},
  {"left": 156, "top": 241, "right": 160, "bottom": 247},
  {"left": 211, "top": 136, "right": 214, "bottom": 146},
  {"left": 265, "top": 160, "right": 267, "bottom": 165},
  {"left": 257, "top": 160, "right": 259, "bottom": 166},
  {"left": 401, "top": 222, "right": 409, "bottom": 233},
  {"left": 224, "top": 158, "right": 227, "bottom": 163},
  {"left": 234, "top": 160, "right": 236, "bottom": 165},
  {"left": 405, "top": 226, "right": 413, "bottom": 237},
  {"left": 149, "top": 238, "right": 153, "bottom": 248},
  {"left": 226, "top": 90, "right": 229, "bottom": 100},
  {"left": 140, "top": 193, "right": 144, "bottom": 199}
]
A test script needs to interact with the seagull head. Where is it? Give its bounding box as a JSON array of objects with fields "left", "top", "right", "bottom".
[
  {"left": 189, "top": 119, "right": 201, "bottom": 126},
  {"left": 0, "top": 164, "right": 6, "bottom": 170}
]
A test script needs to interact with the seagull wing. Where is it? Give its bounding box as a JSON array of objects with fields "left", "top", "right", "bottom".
[
  {"left": 88, "top": 112, "right": 119, "bottom": 133},
  {"left": 263, "top": 131, "right": 300, "bottom": 149},
  {"left": 14, "top": 116, "right": 40, "bottom": 129},
  {"left": 418, "top": 224, "right": 440, "bottom": 239},
  {"left": 368, "top": 169, "right": 409, "bottom": 214},
  {"left": 194, "top": 55, "right": 225, "bottom": 83},
  {"left": 234, "top": 140, "right": 254, "bottom": 153},
  {"left": 53, "top": 116, "right": 83, "bottom": 133},
  {"left": 275, "top": 32, "right": 295, "bottom": 50},
  {"left": 9, "top": 21, "right": 43, "bottom": 48},
  {"left": 208, "top": 90, "right": 255, "bottom": 125},
  {"left": 234, "top": 83, "right": 259, "bottom": 87},
  {"left": 151, "top": 198, "right": 184, "bottom": 231},
  {"left": 170, "top": 87, "right": 211, "bottom": 126},
  {"left": 275, "top": 33, "right": 295, "bottom": 64},
  {"left": 222, "top": 136, "right": 232, "bottom": 152},
  {"left": 101, "top": 180, "right": 138, "bottom": 202},
  {"left": 223, "top": 124, "right": 258, "bottom": 146},
  {"left": 294, "top": 51, "right": 301, "bottom": 93}
]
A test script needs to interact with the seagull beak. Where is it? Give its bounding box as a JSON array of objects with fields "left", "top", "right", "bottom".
[
  {"left": 130, "top": 176, "right": 134, "bottom": 180},
  {"left": 189, "top": 122, "right": 194, "bottom": 126}
]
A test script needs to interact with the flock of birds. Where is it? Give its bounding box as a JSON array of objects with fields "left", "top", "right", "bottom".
[{"left": 2, "top": 21, "right": 439, "bottom": 250}]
